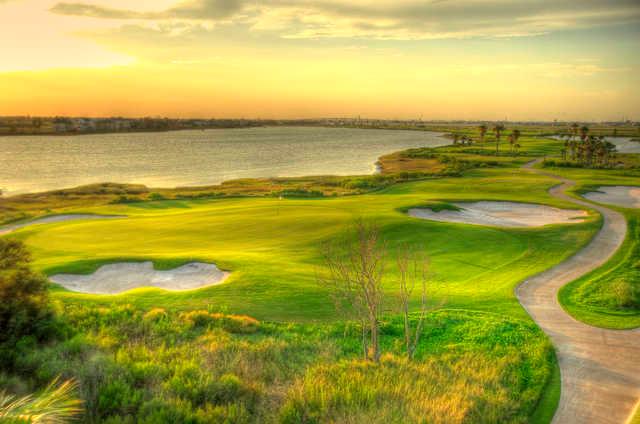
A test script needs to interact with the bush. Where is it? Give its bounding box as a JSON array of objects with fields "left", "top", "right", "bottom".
[
  {"left": 180, "top": 311, "right": 260, "bottom": 334},
  {"left": 0, "top": 239, "right": 55, "bottom": 362},
  {"left": 148, "top": 193, "right": 167, "bottom": 201},
  {"left": 143, "top": 308, "right": 168, "bottom": 323},
  {"left": 277, "top": 189, "right": 324, "bottom": 198},
  {"left": 611, "top": 278, "right": 639, "bottom": 309}
]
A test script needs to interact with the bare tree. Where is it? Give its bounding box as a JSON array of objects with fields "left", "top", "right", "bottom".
[
  {"left": 319, "top": 220, "right": 386, "bottom": 362},
  {"left": 396, "top": 244, "right": 429, "bottom": 360}
]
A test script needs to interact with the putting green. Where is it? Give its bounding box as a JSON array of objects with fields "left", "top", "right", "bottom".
[{"left": 9, "top": 168, "right": 598, "bottom": 322}]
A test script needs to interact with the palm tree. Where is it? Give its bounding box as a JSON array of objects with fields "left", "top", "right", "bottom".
[
  {"left": 509, "top": 129, "right": 521, "bottom": 153},
  {"left": 579, "top": 125, "right": 589, "bottom": 141},
  {"left": 0, "top": 378, "right": 82, "bottom": 423},
  {"left": 478, "top": 124, "right": 488, "bottom": 143},
  {"left": 570, "top": 123, "right": 579, "bottom": 139},
  {"left": 452, "top": 133, "right": 460, "bottom": 145},
  {"left": 493, "top": 124, "right": 505, "bottom": 154},
  {"left": 561, "top": 137, "right": 569, "bottom": 161},
  {"left": 604, "top": 141, "right": 617, "bottom": 167}
]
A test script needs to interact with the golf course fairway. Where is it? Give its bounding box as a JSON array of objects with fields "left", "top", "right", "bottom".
[{"left": 3, "top": 131, "right": 639, "bottom": 423}]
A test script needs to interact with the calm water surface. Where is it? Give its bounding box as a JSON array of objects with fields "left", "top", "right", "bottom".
[{"left": 1, "top": 126, "right": 448, "bottom": 195}]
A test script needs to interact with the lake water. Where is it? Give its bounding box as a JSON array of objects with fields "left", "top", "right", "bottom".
[{"left": 0, "top": 126, "right": 448, "bottom": 195}]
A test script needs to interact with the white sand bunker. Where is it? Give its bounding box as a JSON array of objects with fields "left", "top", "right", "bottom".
[
  {"left": 408, "top": 201, "right": 587, "bottom": 227},
  {"left": 50, "top": 261, "right": 229, "bottom": 294},
  {"left": 583, "top": 186, "right": 640, "bottom": 209},
  {"left": 0, "top": 214, "right": 125, "bottom": 235}
]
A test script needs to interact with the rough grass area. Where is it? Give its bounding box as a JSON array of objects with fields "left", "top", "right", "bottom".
[
  {"left": 559, "top": 213, "right": 640, "bottom": 329},
  {"left": 4, "top": 305, "right": 555, "bottom": 424}
]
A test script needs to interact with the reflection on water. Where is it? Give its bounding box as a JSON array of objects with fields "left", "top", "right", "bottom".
[{"left": 1, "top": 126, "right": 448, "bottom": 195}]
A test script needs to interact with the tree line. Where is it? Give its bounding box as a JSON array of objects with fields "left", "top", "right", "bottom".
[{"left": 560, "top": 124, "right": 617, "bottom": 167}]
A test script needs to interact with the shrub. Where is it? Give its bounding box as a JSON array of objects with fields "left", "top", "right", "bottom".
[
  {"left": 143, "top": 308, "right": 168, "bottom": 323},
  {"left": 277, "top": 189, "right": 324, "bottom": 198},
  {"left": 611, "top": 278, "right": 639, "bottom": 309},
  {"left": 180, "top": 311, "right": 260, "bottom": 334},
  {"left": 0, "top": 239, "right": 56, "bottom": 362},
  {"left": 148, "top": 193, "right": 166, "bottom": 201}
]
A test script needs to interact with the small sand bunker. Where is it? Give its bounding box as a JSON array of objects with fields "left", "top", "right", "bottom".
[
  {"left": 408, "top": 201, "right": 587, "bottom": 227},
  {"left": 583, "top": 186, "right": 640, "bottom": 208},
  {"left": 50, "top": 261, "right": 229, "bottom": 294},
  {"left": 0, "top": 214, "right": 125, "bottom": 235}
]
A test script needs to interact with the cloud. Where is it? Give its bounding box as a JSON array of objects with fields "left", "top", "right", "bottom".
[
  {"left": 50, "top": 0, "right": 640, "bottom": 40},
  {"left": 51, "top": 0, "right": 244, "bottom": 20}
]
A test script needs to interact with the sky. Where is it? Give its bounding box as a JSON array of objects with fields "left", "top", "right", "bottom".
[{"left": 1, "top": 0, "right": 639, "bottom": 120}]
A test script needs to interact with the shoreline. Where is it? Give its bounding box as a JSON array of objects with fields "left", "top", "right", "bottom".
[{"left": 0, "top": 127, "right": 449, "bottom": 198}]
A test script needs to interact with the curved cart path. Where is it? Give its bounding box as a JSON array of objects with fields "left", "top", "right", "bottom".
[{"left": 517, "top": 160, "right": 640, "bottom": 424}]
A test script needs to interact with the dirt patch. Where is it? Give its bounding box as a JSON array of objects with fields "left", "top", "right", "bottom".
[
  {"left": 583, "top": 186, "right": 640, "bottom": 209},
  {"left": 408, "top": 201, "right": 587, "bottom": 227},
  {"left": 0, "top": 214, "right": 125, "bottom": 235},
  {"left": 50, "top": 261, "right": 229, "bottom": 294}
]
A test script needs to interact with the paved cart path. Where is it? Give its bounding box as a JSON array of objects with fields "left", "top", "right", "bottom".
[{"left": 517, "top": 159, "right": 640, "bottom": 424}]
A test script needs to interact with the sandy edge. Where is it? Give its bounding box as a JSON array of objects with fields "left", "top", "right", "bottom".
[
  {"left": 0, "top": 214, "right": 126, "bottom": 235},
  {"left": 408, "top": 201, "right": 587, "bottom": 227},
  {"left": 582, "top": 186, "right": 640, "bottom": 209},
  {"left": 50, "top": 261, "right": 229, "bottom": 294}
]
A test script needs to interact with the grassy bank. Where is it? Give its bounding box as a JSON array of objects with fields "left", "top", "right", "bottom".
[
  {"left": 559, "top": 212, "right": 640, "bottom": 329},
  {"left": 537, "top": 165, "right": 640, "bottom": 329},
  {"left": 5, "top": 305, "right": 555, "bottom": 424}
]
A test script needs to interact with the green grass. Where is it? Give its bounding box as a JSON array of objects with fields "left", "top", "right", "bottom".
[
  {"left": 4, "top": 168, "right": 597, "bottom": 323},
  {"left": 630, "top": 404, "right": 640, "bottom": 424},
  {"left": 538, "top": 166, "right": 640, "bottom": 329},
  {"left": 559, "top": 212, "right": 640, "bottom": 329},
  {"left": 10, "top": 133, "right": 637, "bottom": 422},
  {"left": 9, "top": 304, "right": 556, "bottom": 423},
  {"left": 529, "top": 357, "right": 561, "bottom": 424}
]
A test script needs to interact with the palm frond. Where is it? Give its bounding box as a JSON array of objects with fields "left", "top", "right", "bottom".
[{"left": 0, "top": 377, "right": 83, "bottom": 423}]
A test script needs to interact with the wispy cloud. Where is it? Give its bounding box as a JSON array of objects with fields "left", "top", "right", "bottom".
[
  {"left": 51, "top": 0, "right": 244, "bottom": 20},
  {"left": 50, "top": 0, "right": 640, "bottom": 40}
]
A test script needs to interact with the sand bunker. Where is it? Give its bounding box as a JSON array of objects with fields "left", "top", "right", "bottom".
[
  {"left": 50, "top": 261, "right": 229, "bottom": 294},
  {"left": 408, "top": 201, "right": 587, "bottom": 227},
  {"left": 583, "top": 186, "right": 640, "bottom": 208},
  {"left": 0, "top": 214, "right": 125, "bottom": 235}
]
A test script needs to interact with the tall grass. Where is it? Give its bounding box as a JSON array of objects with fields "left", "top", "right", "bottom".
[{"left": 3, "top": 304, "right": 553, "bottom": 423}]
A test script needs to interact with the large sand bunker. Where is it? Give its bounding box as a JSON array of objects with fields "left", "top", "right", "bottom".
[
  {"left": 582, "top": 186, "right": 640, "bottom": 209},
  {"left": 408, "top": 201, "right": 587, "bottom": 227},
  {"left": 50, "top": 261, "right": 229, "bottom": 294},
  {"left": 0, "top": 214, "right": 125, "bottom": 235}
]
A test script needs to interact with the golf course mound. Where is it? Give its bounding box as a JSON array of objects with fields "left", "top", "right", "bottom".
[
  {"left": 408, "top": 201, "right": 587, "bottom": 227},
  {"left": 583, "top": 186, "right": 640, "bottom": 208},
  {"left": 0, "top": 214, "right": 125, "bottom": 235},
  {"left": 50, "top": 261, "right": 229, "bottom": 294}
]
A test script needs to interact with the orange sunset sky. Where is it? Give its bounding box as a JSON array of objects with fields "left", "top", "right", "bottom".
[{"left": 1, "top": 0, "right": 639, "bottom": 120}]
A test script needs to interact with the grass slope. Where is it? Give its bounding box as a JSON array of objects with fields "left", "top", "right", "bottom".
[{"left": 7, "top": 305, "right": 555, "bottom": 424}]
